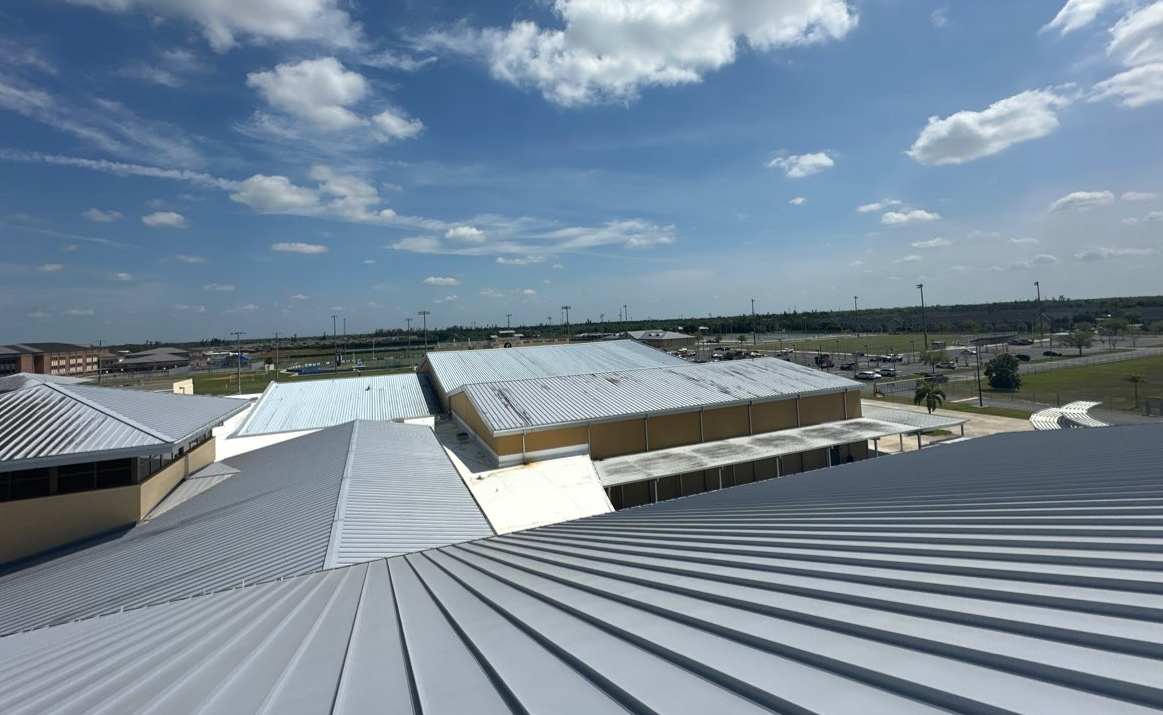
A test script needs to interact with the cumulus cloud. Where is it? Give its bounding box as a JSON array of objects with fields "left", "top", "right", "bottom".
[
  {"left": 371, "top": 108, "right": 424, "bottom": 142},
  {"left": 1091, "top": 63, "right": 1163, "bottom": 107},
  {"left": 247, "top": 57, "right": 367, "bottom": 131},
  {"left": 203, "top": 283, "right": 235, "bottom": 291},
  {"left": 362, "top": 258, "right": 376, "bottom": 264},
  {"left": 271, "top": 241, "right": 328, "bottom": 254},
  {"left": 141, "top": 210, "right": 188, "bottom": 228},
  {"left": 434, "top": 295, "right": 458, "bottom": 304},
  {"left": 227, "top": 303, "right": 258, "bottom": 312},
  {"left": 82, "top": 207, "right": 121, "bottom": 222},
  {"left": 37, "top": 263, "right": 65, "bottom": 272},
  {"left": 1108, "top": 3, "right": 1163, "bottom": 67},
  {"left": 173, "top": 304, "right": 206, "bottom": 313},
  {"left": 856, "top": 199, "right": 901, "bottom": 213},
  {"left": 882, "top": 209, "right": 940, "bottom": 226},
  {"left": 907, "top": 89, "right": 1071, "bottom": 165},
  {"left": 1047, "top": 190, "right": 1115, "bottom": 212},
  {"left": 112, "top": 272, "right": 133, "bottom": 281},
  {"left": 767, "top": 152, "right": 834, "bottom": 178},
  {"left": 788, "top": 196, "right": 807, "bottom": 206},
  {"left": 230, "top": 174, "right": 320, "bottom": 212},
  {"left": 1009, "top": 254, "right": 1059, "bottom": 270},
  {"left": 911, "top": 237, "right": 952, "bottom": 248},
  {"left": 64, "top": 0, "right": 360, "bottom": 52},
  {"left": 894, "top": 254, "right": 923, "bottom": 263},
  {"left": 62, "top": 308, "right": 95, "bottom": 316},
  {"left": 497, "top": 255, "right": 547, "bottom": 265},
  {"left": 423, "top": 276, "right": 460, "bottom": 286},
  {"left": 1043, "top": 0, "right": 1121, "bottom": 34},
  {"left": 1122, "top": 190, "right": 1160, "bottom": 201},
  {"left": 1147, "top": 210, "right": 1163, "bottom": 222},
  {"left": 522, "top": 288, "right": 538, "bottom": 296},
  {"left": 290, "top": 294, "right": 309, "bottom": 300},
  {"left": 1008, "top": 237, "right": 1040, "bottom": 244},
  {"left": 175, "top": 254, "right": 205, "bottom": 263},
  {"left": 445, "top": 225, "right": 485, "bottom": 242},
  {"left": 479, "top": 288, "right": 503, "bottom": 298},
  {"left": 424, "top": 0, "right": 857, "bottom": 107},
  {"left": 1122, "top": 216, "right": 1140, "bottom": 225},
  {"left": 1076, "top": 246, "right": 1157, "bottom": 260}
]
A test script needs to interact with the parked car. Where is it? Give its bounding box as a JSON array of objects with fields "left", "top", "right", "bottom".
[
  {"left": 840, "top": 361, "right": 858, "bottom": 370},
  {"left": 935, "top": 361, "right": 956, "bottom": 369},
  {"left": 877, "top": 367, "right": 897, "bottom": 377},
  {"left": 1043, "top": 350, "right": 1062, "bottom": 357},
  {"left": 883, "top": 354, "right": 904, "bottom": 362},
  {"left": 776, "top": 347, "right": 794, "bottom": 355},
  {"left": 1014, "top": 354, "right": 1031, "bottom": 362},
  {"left": 1008, "top": 338, "right": 1034, "bottom": 346},
  {"left": 855, "top": 371, "right": 881, "bottom": 380},
  {"left": 960, "top": 348, "right": 977, "bottom": 355},
  {"left": 921, "top": 373, "right": 949, "bottom": 383}
]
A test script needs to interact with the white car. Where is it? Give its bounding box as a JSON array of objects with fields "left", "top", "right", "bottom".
[
  {"left": 777, "top": 348, "right": 794, "bottom": 355},
  {"left": 854, "top": 370, "right": 881, "bottom": 380}
]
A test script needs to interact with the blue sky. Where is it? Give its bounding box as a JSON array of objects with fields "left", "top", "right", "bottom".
[{"left": 2, "top": 0, "right": 1162, "bottom": 342}]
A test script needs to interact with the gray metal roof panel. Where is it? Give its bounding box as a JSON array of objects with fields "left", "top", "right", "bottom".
[
  {"left": 64, "top": 384, "right": 247, "bottom": 443},
  {"left": 0, "top": 373, "right": 89, "bottom": 393},
  {"left": 859, "top": 403, "right": 968, "bottom": 431},
  {"left": 234, "top": 372, "right": 440, "bottom": 437},
  {"left": 423, "top": 339, "right": 687, "bottom": 396},
  {"left": 4, "top": 425, "right": 1163, "bottom": 713},
  {"left": 465, "top": 358, "right": 861, "bottom": 434}
]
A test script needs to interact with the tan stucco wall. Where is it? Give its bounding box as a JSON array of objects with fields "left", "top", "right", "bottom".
[
  {"left": 524, "top": 426, "right": 589, "bottom": 454},
  {"left": 798, "top": 394, "right": 847, "bottom": 426},
  {"left": 452, "top": 393, "right": 501, "bottom": 454},
  {"left": 646, "top": 412, "right": 701, "bottom": 450},
  {"left": 496, "top": 435, "right": 524, "bottom": 457},
  {"left": 751, "top": 400, "right": 798, "bottom": 433},
  {"left": 172, "top": 378, "right": 194, "bottom": 395},
  {"left": 590, "top": 419, "right": 647, "bottom": 459},
  {"left": 138, "top": 439, "right": 215, "bottom": 518},
  {"left": 846, "top": 391, "right": 862, "bottom": 419},
  {"left": 702, "top": 406, "right": 750, "bottom": 441}
]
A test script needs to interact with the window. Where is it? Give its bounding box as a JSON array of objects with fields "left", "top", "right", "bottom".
[{"left": 1, "top": 468, "right": 51, "bottom": 502}]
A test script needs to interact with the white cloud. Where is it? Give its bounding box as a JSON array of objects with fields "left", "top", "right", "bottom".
[
  {"left": 371, "top": 108, "right": 424, "bottom": 143},
  {"left": 64, "top": 0, "right": 360, "bottom": 52},
  {"left": 479, "top": 288, "right": 503, "bottom": 298},
  {"left": 175, "top": 254, "right": 205, "bottom": 263},
  {"left": 1091, "top": 63, "right": 1163, "bottom": 107},
  {"left": 445, "top": 225, "right": 485, "bottom": 242},
  {"left": 847, "top": 260, "right": 863, "bottom": 267},
  {"left": 247, "top": 57, "right": 366, "bottom": 131},
  {"left": 112, "top": 271, "right": 132, "bottom": 281},
  {"left": 424, "top": 0, "right": 857, "bottom": 107},
  {"left": 1043, "top": 0, "right": 1120, "bottom": 34},
  {"left": 788, "top": 196, "right": 807, "bottom": 206},
  {"left": 434, "top": 295, "right": 458, "bottom": 304},
  {"left": 1122, "top": 216, "right": 1140, "bottom": 225},
  {"left": 290, "top": 294, "right": 309, "bottom": 300},
  {"left": 767, "top": 152, "right": 834, "bottom": 178},
  {"left": 882, "top": 209, "right": 940, "bottom": 226},
  {"left": 37, "top": 263, "right": 65, "bottom": 272},
  {"left": 227, "top": 303, "right": 258, "bottom": 312},
  {"left": 230, "top": 174, "right": 320, "bottom": 212},
  {"left": 363, "top": 258, "right": 376, "bottom": 264},
  {"left": 1122, "top": 190, "right": 1160, "bottom": 201},
  {"left": 907, "top": 89, "right": 1070, "bottom": 165},
  {"left": 1108, "top": 3, "right": 1163, "bottom": 67},
  {"left": 1009, "top": 254, "right": 1059, "bottom": 270},
  {"left": 1008, "top": 237, "right": 1040, "bottom": 244},
  {"left": 856, "top": 199, "right": 901, "bottom": 213},
  {"left": 82, "top": 207, "right": 121, "bottom": 222},
  {"left": 930, "top": 7, "right": 950, "bottom": 28},
  {"left": 271, "top": 241, "right": 328, "bottom": 254},
  {"left": 1146, "top": 210, "right": 1163, "bottom": 222},
  {"left": 141, "top": 210, "right": 188, "bottom": 228},
  {"left": 423, "top": 276, "right": 460, "bottom": 286},
  {"left": 522, "top": 288, "right": 538, "bottom": 296},
  {"left": 497, "top": 255, "right": 547, "bottom": 265},
  {"left": 1047, "top": 190, "right": 1115, "bottom": 212},
  {"left": 62, "top": 308, "right": 95, "bottom": 316},
  {"left": 911, "top": 237, "right": 952, "bottom": 248},
  {"left": 967, "top": 230, "right": 1001, "bottom": 240},
  {"left": 552, "top": 263, "right": 564, "bottom": 269},
  {"left": 1075, "top": 246, "right": 1157, "bottom": 260},
  {"left": 203, "top": 283, "right": 235, "bottom": 291},
  {"left": 894, "top": 254, "right": 923, "bottom": 263},
  {"left": 173, "top": 304, "right": 206, "bottom": 313},
  {"left": 390, "top": 236, "right": 442, "bottom": 253}
]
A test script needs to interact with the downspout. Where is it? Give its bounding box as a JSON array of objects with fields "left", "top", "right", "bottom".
[
  {"left": 521, "top": 430, "right": 527, "bottom": 463},
  {"left": 748, "top": 401, "right": 754, "bottom": 435},
  {"left": 644, "top": 415, "right": 650, "bottom": 451},
  {"left": 796, "top": 396, "right": 802, "bottom": 427}
]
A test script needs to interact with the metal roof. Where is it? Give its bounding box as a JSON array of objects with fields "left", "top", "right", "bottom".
[
  {"left": 422, "top": 339, "right": 687, "bottom": 397},
  {"left": 0, "top": 420, "right": 490, "bottom": 635},
  {"left": 859, "top": 403, "right": 968, "bottom": 432},
  {"left": 0, "top": 383, "right": 245, "bottom": 469},
  {"left": 234, "top": 372, "right": 441, "bottom": 437},
  {"left": 464, "top": 358, "right": 861, "bottom": 435},
  {"left": 0, "top": 373, "right": 89, "bottom": 393},
  {"left": 594, "top": 417, "right": 922, "bottom": 487},
  {"left": 2, "top": 425, "right": 1162, "bottom": 713},
  {"left": 623, "top": 329, "right": 694, "bottom": 341}
]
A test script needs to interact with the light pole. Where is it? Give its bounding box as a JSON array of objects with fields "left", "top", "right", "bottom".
[
  {"left": 274, "top": 332, "right": 280, "bottom": 382},
  {"left": 231, "top": 331, "right": 245, "bottom": 394},
  {"left": 95, "top": 339, "right": 103, "bottom": 385},
  {"left": 561, "top": 305, "right": 571, "bottom": 339},
  {"left": 331, "top": 315, "right": 338, "bottom": 373},
  {"left": 623, "top": 304, "right": 628, "bottom": 325},
  {"left": 418, "top": 310, "right": 430, "bottom": 351},
  {"left": 342, "top": 317, "right": 347, "bottom": 358},
  {"left": 1035, "top": 281, "right": 1044, "bottom": 340},
  {"left": 751, "top": 298, "right": 757, "bottom": 347},
  {"left": 916, "top": 283, "right": 929, "bottom": 351},
  {"left": 371, "top": 337, "right": 377, "bottom": 364},
  {"left": 506, "top": 313, "right": 512, "bottom": 329},
  {"left": 853, "top": 296, "right": 859, "bottom": 336},
  {"left": 975, "top": 343, "right": 984, "bottom": 406}
]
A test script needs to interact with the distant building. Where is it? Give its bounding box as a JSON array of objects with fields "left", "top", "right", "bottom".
[
  {"left": 0, "top": 342, "right": 101, "bottom": 377},
  {"left": 104, "top": 346, "right": 190, "bottom": 373},
  {"left": 619, "top": 329, "right": 697, "bottom": 349}
]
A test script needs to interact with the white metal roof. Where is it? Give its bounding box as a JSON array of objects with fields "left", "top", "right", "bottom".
[
  {"left": 0, "top": 383, "right": 246, "bottom": 469},
  {"left": 3, "top": 424, "right": 1162, "bottom": 714},
  {"left": 594, "top": 417, "right": 918, "bottom": 487},
  {"left": 464, "top": 358, "right": 861, "bottom": 435},
  {"left": 422, "top": 339, "right": 687, "bottom": 397},
  {"left": 623, "top": 329, "right": 693, "bottom": 341},
  {"left": 859, "top": 403, "right": 968, "bottom": 432},
  {"left": 0, "top": 373, "right": 89, "bottom": 393},
  {"left": 233, "top": 372, "right": 441, "bottom": 436}
]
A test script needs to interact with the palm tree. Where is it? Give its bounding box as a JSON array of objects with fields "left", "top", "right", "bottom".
[
  {"left": 914, "top": 380, "right": 947, "bottom": 414},
  {"left": 1128, "top": 373, "right": 1146, "bottom": 409}
]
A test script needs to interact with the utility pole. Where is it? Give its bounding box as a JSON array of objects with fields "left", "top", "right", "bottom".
[
  {"left": 331, "top": 315, "right": 338, "bottom": 374},
  {"left": 916, "top": 283, "right": 929, "bottom": 351},
  {"left": 853, "top": 296, "right": 859, "bottom": 336},
  {"left": 561, "top": 305, "right": 571, "bottom": 338},
  {"left": 623, "top": 304, "right": 628, "bottom": 325},
  {"left": 1035, "top": 281, "right": 1044, "bottom": 340},
  {"left": 95, "top": 339, "right": 103, "bottom": 385},
  {"left": 231, "top": 331, "right": 245, "bottom": 395},
  {"left": 506, "top": 313, "right": 512, "bottom": 329},
  {"left": 273, "top": 332, "right": 280, "bottom": 382},
  {"left": 975, "top": 343, "right": 984, "bottom": 407},
  {"left": 342, "top": 317, "right": 347, "bottom": 357},
  {"left": 751, "top": 298, "right": 757, "bottom": 347},
  {"left": 418, "top": 310, "right": 430, "bottom": 351}
]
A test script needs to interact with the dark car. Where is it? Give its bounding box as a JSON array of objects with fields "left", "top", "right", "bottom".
[
  {"left": 921, "top": 373, "right": 949, "bottom": 383},
  {"left": 1014, "top": 354, "right": 1031, "bottom": 361},
  {"left": 840, "top": 361, "right": 858, "bottom": 370},
  {"left": 1008, "top": 338, "right": 1034, "bottom": 346},
  {"left": 1043, "top": 350, "right": 1062, "bottom": 357}
]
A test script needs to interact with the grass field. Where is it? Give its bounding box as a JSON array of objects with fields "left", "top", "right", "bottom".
[
  {"left": 1005, "top": 355, "right": 1163, "bottom": 411},
  {"left": 748, "top": 333, "right": 992, "bottom": 357},
  {"left": 184, "top": 366, "right": 414, "bottom": 396},
  {"left": 871, "top": 394, "right": 1034, "bottom": 420}
]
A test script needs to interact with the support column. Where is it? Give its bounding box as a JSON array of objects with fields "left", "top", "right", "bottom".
[{"left": 650, "top": 479, "right": 658, "bottom": 503}]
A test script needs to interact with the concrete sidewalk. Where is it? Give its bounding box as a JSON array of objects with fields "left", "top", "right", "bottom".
[{"left": 864, "top": 399, "right": 1032, "bottom": 455}]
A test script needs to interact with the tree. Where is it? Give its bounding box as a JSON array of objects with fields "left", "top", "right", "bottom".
[
  {"left": 1102, "top": 317, "right": 1130, "bottom": 349},
  {"left": 1128, "top": 373, "right": 1146, "bottom": 409},
  {"left": 984, "top": 353, "right": 1022, "bottom": 389},
  {"left": 913, "top": 381, "right": 947, "bottom": 414},
  {"left": 920, "top": 348, "right": 948, "bottom": 370},
  {"left": 1062, "top": 330, "right": 1094, "bottom": 356},
  {"left": 1150, "top": 321, "right": 1163, "bottom": 335}
]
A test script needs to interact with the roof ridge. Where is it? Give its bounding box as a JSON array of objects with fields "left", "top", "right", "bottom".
[
  {"left": 323, "top": 421, "right": 361, "bottom": 570},
  {"left": 41, "top": 382, "right": 171, "bottom": 442}
]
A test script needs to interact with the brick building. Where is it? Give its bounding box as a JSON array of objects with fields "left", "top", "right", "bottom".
[{"left": 0, "top": 343, "right": 101, "bottom": 377}]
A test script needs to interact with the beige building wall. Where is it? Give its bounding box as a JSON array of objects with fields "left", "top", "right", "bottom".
[
  {"left": 646, "top": 412, "right": 701, "bottom": 450},
  {"left": 751, "top": 400, "right": 799, "bottom": 433},
  {"left": 590, "top": 419, "right": 647, "bottom": 459},
  {"left": 701, "top": 406, "right": 750, "bottom": 441},
  {"left": 524, "top": 426, "right": 589, "bottom": 454},
  {"left": 799, "top": 394, "right": 847, "bottom": 426}
]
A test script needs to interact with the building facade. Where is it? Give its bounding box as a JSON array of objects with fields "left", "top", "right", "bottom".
[{"left": 0, "top": 343, "right": 101, "bottom": 377}]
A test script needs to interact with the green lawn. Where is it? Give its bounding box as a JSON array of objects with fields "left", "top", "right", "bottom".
[
  {"left": 871, "top": 394, "right": 1034, "bottom": 420},
  {"left": 747, "top": 332, "right": 987, "bottom": 357},
  {"left": 185, "top": 366, "right": 415, "bottom": 396},
  {"left": 1000, "top": 355, "right": 1163, "bottom": 411}
]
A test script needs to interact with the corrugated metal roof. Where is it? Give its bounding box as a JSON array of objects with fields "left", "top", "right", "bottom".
[
  {"left": 423, "top": 339, "right": 687, "bottom": 396},
  {"left": 2, "top": 425, "right": 1162, "bottom": 714},
  {"left": 594, "top": 417, "right": 921, "bottom": 487},
  {"left": 624, "top": 330, "right": 693, "bottom": 341},
  {"left": 65, "top": 384, "right": 247, "bottom": 443},
  {"left": 464, "top": 358, "right": 860, "bottom": 434},
  {"left": 859, "top": 403, "right": 968, "bottom": 431},
  {"left": 0, "top": 420, "right": 490, "bottom": 635},
  {"left": 234, "top": 372, "right": 441, "bottom": 437},
  {"left": 142, "top": 462, "right": 241, "bottom": 520},
  {"left": 0, "top": 373, "right": 89, "bottom": 393},
  {"left": 326, "top": 421, "right": 493, "bottom": 567}
]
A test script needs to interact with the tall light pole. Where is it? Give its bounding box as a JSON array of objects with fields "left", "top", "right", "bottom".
[
  {"left": 623, "top": 304, "right": 628, "bottom": 325},
  {"left": 916, "top": 283, "right": 929, "bottom": 351},
  {"left": 231, "top": 331, "right": 245, "bottom": 394},
  {"left": 273, "top": 332, "right": 280, "bottom": 382},
  {"left": 751, "top": 298, "right": 757, "bottom": 347},
  {"left": 1035, "top": 281, "right": 1044, "bottom": 340},
  {"left": 561, "top": 305, "right": 571, "bottom": 337},
  {"left": 418, "top": 310, "right": 430, "bottom": 351},
  {"left": 371, "top": 337, "right": 377, "bottom": 364},
  {"left": 506, "top": 313, "right": 512, "bottom": 329},
  {"left": 331, "top": 315, "right": 338, "bottom": 374},
  {"left": 95, "top": 339, "right": 103, "bottom": 385},
  {"left": 342, "top": 317, "right": 347, "bottom": 357},
  {"left": 975, "top": 343, "right": 984, "bottom": 407},
  {"left": 853, "top": 296, "right": 859, "bottom": 336}
]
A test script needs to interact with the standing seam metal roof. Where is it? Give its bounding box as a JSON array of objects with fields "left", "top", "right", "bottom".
[
  {"left": 234, "top": 372, "right": 441, "bottom": 437},
  {"left": 0, "top": 420, "right": 491, "bottom": 635},
  {"left": 1, "top": 425, "right": 1162, "bottom": 713},
  {"left": 422, "top": 339, "right": 688, "bottom": 397},
  {"left": 464, "top": 358, "right": 861, "bottom": 434}
]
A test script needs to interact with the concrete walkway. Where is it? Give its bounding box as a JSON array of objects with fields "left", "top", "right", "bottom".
[{"left": 864, "top": 399, "right": 1032, "bottom": 455}]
